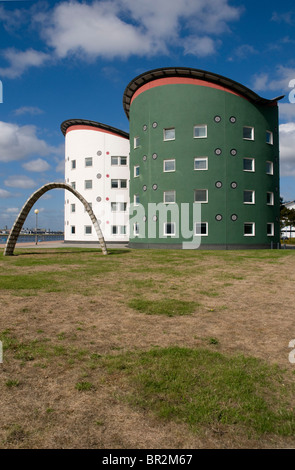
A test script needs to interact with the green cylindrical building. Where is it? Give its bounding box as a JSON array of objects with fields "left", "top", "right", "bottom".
[{"left": 123, "top": 67, "right": 282, "bottom": 249}]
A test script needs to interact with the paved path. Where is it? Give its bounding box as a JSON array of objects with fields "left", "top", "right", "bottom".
[{"left": 0, "top": 240, "right": 129, "bottom": 250}]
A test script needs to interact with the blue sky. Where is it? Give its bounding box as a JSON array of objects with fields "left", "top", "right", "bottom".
[{"left": 0, "top": 0, "right": 295, "bottom": 231}]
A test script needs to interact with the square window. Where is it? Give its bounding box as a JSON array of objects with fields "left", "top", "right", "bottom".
[
  {"left": 194, "top": 189, "right": 208, "bottom": 203},
  {"left": 164, "top": 128, "right": 175, "bottom": 141},
  {"left": 244, "top": 223, "right": 255, "bottom": 236},
  {"left": 111, "top": 179, "right": 119, "bottom": 188},
  {"left": 164, "top": 222, "right": 176, "bottom": 236},
  {"left": 71, "top": 182, "right": 76, "bottom": 189},
  {"left": 134, "top": 136, "right": 140, "bottom": 149},
  {"left": 164, "top": 159, "right": 175, "bottom": 172},
  {"left": 267, "top": 192, "right": 274, "bottom": 205},
  {"left": 85, "top": 225, "right": 92, "bottom": 235},
  {"left": 243, "top": 126, "right": 254, "bottom": 140},
  {"left": 85, "top": 180, "right": 92, "bottom": 189},
  {"left": 120, "top": 156, "right": 127, "bottom": 166},
  {"left": 194, "top": 157, "right": 208, "bottom": 170},
  {"left": 266, "top": 161, "right": 273, "bottom": 175},
  {"left": 243, "top": 190, "right": 255, "bottom": 204},
  {"left": 111, "top": 156, "right": 118, "bottom": 166},
  {"left": 266, "top": 131, "right": 273, "bottom": 145},
  {"left": 70, "top": 203, "right": 75, "bottom": 213},
  {"left": 243, "top": 158, "right": 255, "bottom": 172},
  {"left": 267, "top": 223, "right": 274, "bottom": 236},
  {"left": 195, "top": 222, "right": 208, "bottom": 236},
  {"left": 134, "top": 165, "right": 140, "bottom": 177},
  {"left": 164, "top": 190, "right": 176, "bottom": 204},
  {"left": 85, "top": 157, "right": 93, "bottom": 167},
  {"left": 120, "top": 179, "right": 127, "bottom": 188},
  {"left": 194, "top": 125, "right": 207, "bottom": 138},
  {"left": 71, "top": 226, "right": 75, "bottom": 234},
  {"left": 71, "top": 160, "right": 76, "bottom": 169}
]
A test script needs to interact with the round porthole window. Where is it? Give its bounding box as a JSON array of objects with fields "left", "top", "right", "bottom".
[
  {"left": 229, "top": 116, "right": 236, "bottom": 123},
  {"left": 152, "top": 215, "right": 158, "bottom": 221},
  {"left": 152, "top": 122, "right": 158, "bottom": 128},
  {"left": 143, "top": 124, "right": 147, "bottom": 131},
  {"left": 230, "top": 149, "right": 237, "bottom": 156},
  {"left": 152, "top": 184, "right": 158, "bottom": 190},
  {"left": 231, "top": 182, "right": 238, "bottom": 189},
  {"left": 97, "top": 151, "right": 102, "bottom": 156},
  {"left": 96, "top": 173, "right": 102, "bottom": 179},
  {"left": 215, "top": 148, "right": 222, "bottom": 155},
  {"left": 152, "top": 153, "right": 158, "bottom": 160},
  {"left": 214, "top": 115, "right": 221, "bottom": 123},
  {"left": 215, "top": 181, "right": 223, "bottom": 188},
  {"left": 143, "top": 185, "right": 147, "bottom": 191},
  {"left": 143, "top": 216, "right": 147, "bottom": 222},
  {"left": 215, "top": 214, "right": 223, "bottom": 221},
  {"left": 96, "top": 197, "right": 102, "bottom": 202},
  {"left": 143, "top": 155, "right": 147, "bottom": 161},
  {"left": 231, "top": 214, "right": 238, "bottom": 221}
]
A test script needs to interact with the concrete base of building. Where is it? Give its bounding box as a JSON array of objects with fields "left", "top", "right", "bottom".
[
  {"left": 64, "top": 240, "right": 128, "bottom": 246},
  {"left": 128, "top": 242, "right": 281, "bottom": 250}
]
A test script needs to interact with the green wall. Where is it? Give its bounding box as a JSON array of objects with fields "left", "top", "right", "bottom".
[{"left": 129, "top": 83, "right": 280, "bottom": 249}]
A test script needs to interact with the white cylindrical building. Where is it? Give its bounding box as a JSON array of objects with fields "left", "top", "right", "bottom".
[{"left": 61, "top": 119, "right": 130, "bottom": 243}]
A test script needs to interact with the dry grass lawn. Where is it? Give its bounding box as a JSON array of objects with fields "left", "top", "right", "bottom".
[{"left": 0, "top": 246, "right": 295, "bottom": 449}]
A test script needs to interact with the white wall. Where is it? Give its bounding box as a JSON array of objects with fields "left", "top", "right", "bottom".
[{"left": 64, "top": 127, "right": 130, "bottom": 242}]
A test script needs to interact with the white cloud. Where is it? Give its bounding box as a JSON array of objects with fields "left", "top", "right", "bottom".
[
  {"left": 0, "top": 48, "right": 50, "bottom": 79},
  {"left": 5, "top": 207, "right": 19, "bottom": 214},
  {"left": 55, "top": 159, "right": 65, "bottom": 173},
  {"left": 14, "top": 106, "right": 44, "bottom": 116},
  {"left": 252, "top": 66, "right": 295, "bottom": 94},
  {"left": 4, "top": 175, "right": 36, "bottom": 189},
  {"left": 279, "top": 123, "right": 295, "bottom": 176},
  {"left": 279, "top": 103, "right": 295, "bottom": 121},
  {"left": 0, "top": 121, "right": 56, "bottom": 162},
  {"left": 39, "top": 0, "right": 242, "bottom": 60},
  {"left": 0, "top": 189, "right": 12, "bottom": 199},
  {"left": 22, "top": 158, "right": 50, "bottom": 172}
]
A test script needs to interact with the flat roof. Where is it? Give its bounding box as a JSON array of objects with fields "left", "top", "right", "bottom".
[
  {"left": 122, "top": 67, "right": 284, "bottom": 119},
  {"left": 60, "top": 119, "right": 129, "bottom": 139}
]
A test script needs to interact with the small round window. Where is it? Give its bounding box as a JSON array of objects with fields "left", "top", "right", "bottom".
[
  {"left": 152, "top": 122, "right": 158, "bottom": 128},
  {"left": 230, "top": 149, "right": 237, "bottom": 156},
  {"left": 229, "top": 116, "right": 236, "bottom": 123},
  {"left": 143, "top": 155, "right": 147, "bottom": 161},
  {"left": 143, "top": 124, "right": 147, "bottom": 131},
  {"left": 152, "top": 184, "right": 158, "bottom": 190},
  {"left": 215, "top": 148, "right": 222, "bottom": 155},
  {"left": 231, "top": 182, "right": 238, "bottom": 189},
  {"left": 97, "top": 151, "right": 102, "bottom": 156},
  {"left": 215, "top": 214, "right": 223, "bottom": 221},
  {"left": 152, "top": 153, "right": 158, "bottom": 160},
  {"left": 215, "top": 181, "right": 222, "bottom": 188},
  {"left": 231, "top": 214, "right": 238, "bottom": 221},
  {"left": 143, "top": 185, "right": 147, "bottom": 191},
  {"left": 214, "top": 115, "right": 221, "bottom": 123}
]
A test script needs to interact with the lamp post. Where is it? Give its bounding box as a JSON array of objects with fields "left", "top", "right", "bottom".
[{"left": 34, "top": 209, "right": 39, "bottom": 245}]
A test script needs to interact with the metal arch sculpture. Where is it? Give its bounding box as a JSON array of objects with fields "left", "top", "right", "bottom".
[{"left": 3, "top": 182, "right": 108, "bottom": 256}]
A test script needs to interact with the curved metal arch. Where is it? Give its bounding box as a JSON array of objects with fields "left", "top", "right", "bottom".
[{"left": 3, "top": 182, "right": 108, "bottom": 256}]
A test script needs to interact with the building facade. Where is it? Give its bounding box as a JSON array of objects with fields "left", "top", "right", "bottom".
[
  {"left": 123, "top": 67, "right": 281, "bottom": 249},
  {"left": 62, "top": 119, "right": 130, "bottom": 243}
]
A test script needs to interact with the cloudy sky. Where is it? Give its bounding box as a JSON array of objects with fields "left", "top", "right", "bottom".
[{"left": 0, "top": 0, "right": 295, "bottom": 230}]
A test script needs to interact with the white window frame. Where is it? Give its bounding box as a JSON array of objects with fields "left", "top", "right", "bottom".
[
  {"left": 267, "top": 192, "right": 274, "bottom": 206},
  {"left": 70, "top": 203, "right": 76, "bottom": 213},
  {"left": 134, "top": 136, "right": 140, "bottom": 149},
  {"left": 266, "top": 161, "right": 274, "bottom": 175},
  {"left": 85, "top": 225, "right": 92, "bottom": 235},
  {"left": 163, "top": 222, "right": 176, "bottom": 237},
  {"left": 193, "top": 125, "right": 207, "bottom": 139},
  {"left": 194, "top": 189, "right": 208, "bottom": 203},
  {"left": 85, "top": 157, "right": 93, "bottom": 167},
  {"left": 163, "top": 128, "right": 175, "bottom": 141},
  {"left": 84, "top": 180, "right": 93, "bottom": 190},
  {"left": 244, "top": 222, "right": 255, "bottom": 237},
  {"left": 267, "top": 223, "right": 274, "bottom": 236},
  {"left": 194, "top": 157, "right": 208, "bottom": 171},
  {"left": 111, "top": 156, "right": 127, "bottom": 166},
  {"left": 111, "top": 179, "right": 127, "bottom": 189},
  {"left": 133, "top": 222, "right": 140, "bottom": 236},
  {"left": 266, "top": 130, "right": 273, "bottom": 145},
  {"left": 243, "top": 158, "right": 255, "bottom": 172},
  {"left": 134, "top": 194, "right": 139, "bottom": 206},
  {"left": 71, "top": 182, "right": 76, "bottom": 189},
  {"left": 163, "top": 190, "right": 176, "bottom": 204},
  {"left": 195, "top": 222, "right": 208, "bottom": 236},
  {"left": 111, "top": 202, "right": 127, "bottom": 212},
  {"left": 71, "top": 160, "right": 76, "bottom": 170},
  {"left": 163, "top": 159, "right": 176, "bottom": 172},
  {"left": 134, "top": 165, "right": 140, "bottom": 177},
  {"left": 243, "top": 190, "right": 255, "bottom": 204},
  {"left": 243, "top": 126, "right": 254, "bottom": 141}
]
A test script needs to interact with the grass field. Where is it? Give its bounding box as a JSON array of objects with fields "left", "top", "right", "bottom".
[{"left": 0, "top": 247, "right": 295, "bottom": 449}]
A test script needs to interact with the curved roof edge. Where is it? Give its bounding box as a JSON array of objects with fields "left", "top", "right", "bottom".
[
  {"left": 122, "top": 67, "right": 285, "bottom": 119},
  {"left": 60, "top": 119, "right": 129, "bottom": 139}
]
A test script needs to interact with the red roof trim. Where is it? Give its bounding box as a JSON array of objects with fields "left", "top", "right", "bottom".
[{"left": 65, "top": 125, "right": 129, "bottom": 139}]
